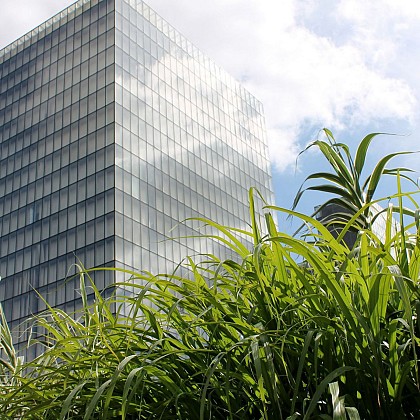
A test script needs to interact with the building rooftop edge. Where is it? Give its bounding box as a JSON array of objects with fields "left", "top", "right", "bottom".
[
  {"left": 0, "top": 0, "right": 88, "bottom": 61},
  {"left": 0, "top": 0, "right": 264, "bottom": 110}
]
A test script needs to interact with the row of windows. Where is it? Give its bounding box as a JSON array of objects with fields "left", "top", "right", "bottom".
[
  {"left": 116, "top": 34, "right": 261, "bottom": 123},
  {"left": 1, "top": 61, "right": 114, "bottom": 124},
  {"left": 1, "top": 103, "right": 113, "bottom": 150},
  {"left": 116, "top": 170, "right": 248, "bottom": 232},
  {"left": 114, "top": 225, "right": 240, "bottom": 282},
  {"left": 1, "top": 74, "right": 114, "bottom": 145},
  {"left": 115, "top": 125, "right": 269, "bottom": 201},
  {"left": 1, "top": 246, "right": 115, "bottom": 320},
  {"left": 116, "top": 71, "right": 265, "bottom": 149},
  {"left": 0, "top": 139, "right": 114, "bottom": 202},
  {"left": 0, "top": 0, "right": 114, "bottom": 70},
  {"left": 114, "top": 196, "right": 244, "bottom": 264},
  {"left": 118, "top": 2, "right": 161, "bottom": 41},
  {"left": 1, "top": 180, "right": 114, "bottom": 239},
  {"left": 1, "top": 30, "right": 114, "bottom": 101},
  {"left": 115, "top": 211, "right": 165, "bottom": 254},
  {"left": 2, "top": 104, "right": 114, "bottom": 173},
  {"left": 116, "top": 8, "right": 263, "bottom": 115},
  {"left": 0, "top": 48, "right": 114, "bottom": 121},
  {"left": 114, "top": 189, "right": 189, "bottom": 239},
  {"left": 117, "top": 23, "right": 167, "bottom": 63},
  {"left": 117, "top": 2, "right": 262, "bottom": 115},
  {"left": 0, "top": 122, "right": 114, "bottom": 178},
  {"left": 0, "top": 99, "right": 114, "bottom": 152},
  {"left": 113, "top": 184, "right": 248, "bottom": 246},
  {"left": 0, "top": 86, "right": 114, "bottom": 152},
  {"left": 114, "top": 187, "right": 227, "bottom": 240},
  {"left": 115, "top": 76, "right": 266, "bottom": 161},
  {"left": 1, "top": 141, "right": 113, "bottom": 192},
  {"left": 114, "top": 105, "right": 268, "bottom": 184},
  {"left": 0, "top": 168, "right": 114, "bottom": 234},
  {"left": 115, "top": 148, "right": 252, "bottom": 216},
  {"left": 0, "top": 213, "right": 115, "bottom": 281},
  {"left": 115, "top": 44, "right": 265, "bottom": 139},
  {"left": 114, "top": 109, "right": 267, "bottom": 184},
  {"left": 115, "top": 235, "right": 191, "bottom": 278}
]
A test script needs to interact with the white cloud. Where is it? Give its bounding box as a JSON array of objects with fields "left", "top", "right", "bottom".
[
  {"left": 147, "top": 0, "right": 420, "bottom": 172},
  {"left": 143, "top": 0, "right": 420, "bottom": 170},
  {"left": 2, "top": 0, "right": 420, "bottom": 173}
]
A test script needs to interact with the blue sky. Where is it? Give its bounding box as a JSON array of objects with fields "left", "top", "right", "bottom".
[{"left": 1, "top": 0, "right": 419, "bottom": 228}]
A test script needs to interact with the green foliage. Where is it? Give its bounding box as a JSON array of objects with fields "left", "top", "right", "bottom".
[
  {"left": 1, "top": 133, "right": 420, "bottom": 419},
  {"left": 293, "top": 129, "right": 416, "bottom": 230},
  {"left": 0, "top": 304, "right": 23, "bottom": 388}
]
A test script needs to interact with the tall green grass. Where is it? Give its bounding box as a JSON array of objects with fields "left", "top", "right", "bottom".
[
  {"left": 1, "top": 189, "right": 419, "bottom": 419},
  {"left": 1, "top": 132, "right": 420, "bottom": 418}
]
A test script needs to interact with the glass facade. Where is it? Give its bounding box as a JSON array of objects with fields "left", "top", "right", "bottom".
[{"left": 0, "top": 0, "right": 274, "bottom": 355}]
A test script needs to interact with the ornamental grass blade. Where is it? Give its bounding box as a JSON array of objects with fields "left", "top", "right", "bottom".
[
  {"left": 103, "top": 355, "right": 138, "bottom": 418},
  {"left": 345, "top": 407, "right": 361, "bottom": 420},
  {"left": 392, "top": 268, "right": 418, "bottom": 380},
  {"left": 83, "top": 379, "right": 112, "bottom": 420},
  {"left": 121, "top": 367, "right": 146, "bottom": 420},
  {"left": 59, "top": 382, "right": 87, "bottom": 419},
  {"left": 291, "top": 330, "right": 316, "bottom": 415},
  {"left": 184, "top": 217, "right": 251, "bottom": 258},
  {"left": 303, "top": 367, "right": 354, "bottom": 420},
  {"left": 328, "top": 381, "right": 346, "bottom": 420},
  {"left": 388, "top": 319, "right": 399, "bottom": 389},
  {"left": 0, "top": 303, "right": 19, "bottom": 375},
  {"left": 365, "top": 151, "right": 414, "bottom": 203},
  {"left": 264, "top": 213, "right": 289, "bottom": 288},
  {"left": 354, "top": 133, "right": 383, "bottom": 177},
  {"left": 200, "top": 352, "right": 226, "bottom": 420},
  {"left": 383, "top": 167, "right": 417, "bottom": 185},
  {"left": 395, "top": 360, "right": 417, "bottom": 402},
  {"left": 369, "top": 273, "right": 391, "bottom": 342},
  {"left": 313, "top": 140, "right": 354, "bottom": 188},
  {"left": 292, "top": 172, "right": 358, "bottom": 212},
  {"left": 249, "top": 187, "right": 268, "bottom": 245},
  {"left": 304, "top": 185, "right": 359, "bottom": 205}
]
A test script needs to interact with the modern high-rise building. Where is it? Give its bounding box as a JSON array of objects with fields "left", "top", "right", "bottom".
[{"left": 0, "top": 0, "right": 274, "bottom": 355}]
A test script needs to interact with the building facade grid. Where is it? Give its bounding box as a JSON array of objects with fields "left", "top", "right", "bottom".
[{"left": 0, "top": 0, "right": 274, "bottom": 357}]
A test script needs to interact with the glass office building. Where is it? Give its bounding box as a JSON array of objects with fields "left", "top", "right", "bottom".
[{"left": 0, "top": 0, "right": 274, "bottom": 353}]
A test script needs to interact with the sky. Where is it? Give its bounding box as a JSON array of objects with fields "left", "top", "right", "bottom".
[{"left": 1, "top": 0, "right": 420, "bottom": 227}]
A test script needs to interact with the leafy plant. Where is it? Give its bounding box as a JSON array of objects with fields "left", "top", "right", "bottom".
[
  {"left": 1, "top": 133, "right": 420, "bottom": 419},
  {"left": 293, "top": 129, "right": 416, "bottom": 232}
]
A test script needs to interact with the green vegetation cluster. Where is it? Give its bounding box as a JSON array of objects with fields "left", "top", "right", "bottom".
[{"left": 0, "top": 131, "right": 419, "bottom": 418}]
